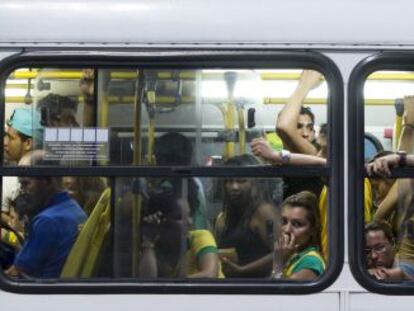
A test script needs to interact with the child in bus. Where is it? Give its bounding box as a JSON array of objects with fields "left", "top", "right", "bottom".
[
  {"left": 214, "top": 154, "right": 277, "bottom": 278},
  {"left": 274, "top": 191, "right": 325, "bottom": 280}
]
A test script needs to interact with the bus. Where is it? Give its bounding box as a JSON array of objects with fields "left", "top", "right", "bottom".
[{"left": 1, "top": 0, "right": 414, "bottom": 310}]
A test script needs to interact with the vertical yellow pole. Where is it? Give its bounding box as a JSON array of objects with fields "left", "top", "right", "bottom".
[
  {"left": 146, "top": 90, "right": 156, "bottom": 165},
  {"left": 224, "top": 72, "right": 237, "bottom": 159},
  {"left": 225, "top": 101, "right": 236, "bottom": 159},
  {"left": 238, "top": 105, "right": 246, "bottom": 155},
  {"left": 394, "top": 98, "right": 404, "bottom": 150}
]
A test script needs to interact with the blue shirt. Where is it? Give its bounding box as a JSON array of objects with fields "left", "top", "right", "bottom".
[{"left": 15, "top": 192, "right": 87, "bottom": 278}]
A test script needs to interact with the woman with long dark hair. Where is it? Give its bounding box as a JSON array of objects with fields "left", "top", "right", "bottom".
[{"left": 215, "top": 154, "right": 277, "bottom": 277}]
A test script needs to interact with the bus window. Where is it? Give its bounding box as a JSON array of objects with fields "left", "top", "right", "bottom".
[
  {"left": 0, "top": 52, "right": 343, "bottom": 294},
  {"left": 3, "top": 68, "right": 329, "bottom": 167},
  {"left": 350, "top": 56, "right": 414, "bottom": 294}
]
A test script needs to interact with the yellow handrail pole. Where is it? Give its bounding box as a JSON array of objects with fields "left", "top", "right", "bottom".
[
  {"left": 238, "top": 104, "right": 246, "bottom": 155},
  {"left": 393, "top": 98, "right": 404, "bottom": 150},
  {"left": 224, "top": 72, "right": 237, "bottom": 159},
  {"left": 224, "top": 102, "right": 236, "bottom": 159},
  {"left": 11, "top": 69, "right": 414, "bottom": 82},
  {"left": 146, "top": 90, "right": 156, "bottom": 165}
]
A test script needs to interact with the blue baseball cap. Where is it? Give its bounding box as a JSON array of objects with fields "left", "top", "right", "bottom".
[{"left": 7, "top": 108, "right": 43, "bottom": 142}]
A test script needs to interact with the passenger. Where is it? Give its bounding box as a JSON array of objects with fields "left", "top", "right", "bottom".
[
  {"left": 37, "top": 93, "right": 79, "bottom": 127},
  {"left": 0, "top": 194, "right": 27, "bottom": 269},
  {"left": 275, "top": 70, "right": 324, "bottom": 198},
  {"left": 62, "top": 177, "right": 107, "bottom": 216},
  {"left": 79, "top": 69, "right": 96, "bottom": 127},
  {"left": 316, "top": 123, "right": 327, "bottom": 158},
  {"left": 275, "top": 191, "right": 325, "bottom": 280},
  {"left": 4, "top": 155, "right": 87, "bottom": 278},
  {"left": 276, "top": 70, "right": 322, "bottom": 156},
  {"left": 251, "top": 137, "right": 332, "bottom": 261},
  {"left": 154, "top": 132, "right": 209, "bottom": 230},
  {"left": 1, "top": 194, "right": 26, "bottom": 250},
  {"left": 139, "top": 194, "right": 223, "bottom": 278},
  {"left": 365, "top": 221, "right": 402, "bottom": 280},
  {"left": 4, "top": 108, "right": 43, "bottom": 164},
  {"left": 366, "top": 152, "right": 414, "bottom": 281},
  {"left": 367, "top": 96, "right": 414, "bottom": 225},
  {"left": 3, "top": 108, "right": 43, "bottom": 235},
  {"left": 367, "top": 151, "right": 396, "bottom": 223},
  {"left": 214, "top": 154, "right": 277, "bottom": 278}
]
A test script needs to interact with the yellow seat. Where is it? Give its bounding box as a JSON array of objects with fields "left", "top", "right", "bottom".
[{"left": 60, "top": 188, "right": 111, "bottom": 278}]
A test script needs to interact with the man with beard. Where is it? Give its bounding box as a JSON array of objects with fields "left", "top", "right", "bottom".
[{"left": 5, "top": 169, "right": 87, "bottom": 278}]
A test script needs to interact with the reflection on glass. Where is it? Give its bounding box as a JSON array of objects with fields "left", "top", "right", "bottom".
[
  {"left": 364, "top": 177, "right": 414, "bottom": 282},
  {"left": 4, "top": 68, "right": 329, "bottom": 167},
  {"left": 1, "top": 175, "right": 328, "bottom": 281},
  {"left": 364, "top": 70, "right": 414, "bottom": 159}
]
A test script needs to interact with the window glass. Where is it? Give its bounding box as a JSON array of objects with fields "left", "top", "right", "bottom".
[
  {"left": 3, "top": 68, "right": 329, "bottom": 167},
  {"left": 1, "top": 60, "right": 339, "bottom": 292},
  {"left": 1, "top": 176, "right": 328, "bottom": 281},
  {"left": 363, "top": 70, "right": 414, "bottom": 283}
]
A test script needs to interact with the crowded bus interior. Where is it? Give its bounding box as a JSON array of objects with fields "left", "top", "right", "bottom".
[{"left": 1, "top": 65, "right": 414, "bottom": 287}]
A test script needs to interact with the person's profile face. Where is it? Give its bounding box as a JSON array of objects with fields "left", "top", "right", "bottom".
[{"left": 4, "top": 127, "right": 30, "bottom": 162}]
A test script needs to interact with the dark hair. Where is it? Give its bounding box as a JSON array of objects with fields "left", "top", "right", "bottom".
[
  {"left": 11, "top": 192, "right": 38, "bottom": 221},
  {"left": 300, "top": 106, "right": 315, "bottom": 124},
  {"left": 319, "top": 123, "right": 327, "bottom": 136},
  {"left": 365, "top": 220, "right": 395, "bottom": 245},
  {"left": 155, "top": 132, "right": 193, "bottom": 166},
  {"left": 222, "top": 154, "right": 267, "bottom": 232},
  {"left": 281, "top": 191, "right": 321, "bottom": 249},
  {"left": 37, "top": 94, "right": 78, "bottom": 127}
]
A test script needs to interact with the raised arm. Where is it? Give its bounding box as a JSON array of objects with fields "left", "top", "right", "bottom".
[{"left": 276, "top": 70, "right": 322, "bottom": 155}]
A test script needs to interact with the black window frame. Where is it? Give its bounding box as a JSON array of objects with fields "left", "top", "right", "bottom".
[
  {"left": 349, "top": 52, "right": 414, "bottom": 295},
  {"left": 0, "top": 50, "right": 343, "bottom": 294}
]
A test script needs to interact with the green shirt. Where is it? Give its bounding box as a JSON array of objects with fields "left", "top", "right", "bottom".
[{"left": 283, "top": 246, "right": 326, "bottom": 278}]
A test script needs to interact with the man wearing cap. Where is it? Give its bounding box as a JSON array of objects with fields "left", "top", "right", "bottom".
[
  {"left": 4, "top": 108, "right": 43, "bottom": 164},
  {"left": 2, "top": 108, "right": 43, "bottom": 228}
]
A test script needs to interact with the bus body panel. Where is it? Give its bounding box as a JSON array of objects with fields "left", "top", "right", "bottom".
[{"left": 0, "top": 0, "right": 414, "bottom": 47}]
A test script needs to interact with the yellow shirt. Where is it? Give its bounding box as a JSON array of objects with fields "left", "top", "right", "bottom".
[
  {"left": 186, "top": 230, "right": 225, "bottom": 278},
  {"left": 318, "top": 179, "right": 373, "bottom": 262}
]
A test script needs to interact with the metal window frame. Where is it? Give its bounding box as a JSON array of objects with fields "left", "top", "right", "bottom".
[
  {"left": 349, "top": 51, "right": 414, "bottom": 295},
  {"left": 0, "top": 50, "right": 343, "bottom": 294}
]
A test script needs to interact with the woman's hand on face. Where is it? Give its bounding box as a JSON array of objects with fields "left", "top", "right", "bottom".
[{"left": 275, "top": 232, "right": 299, "bottom": 264}]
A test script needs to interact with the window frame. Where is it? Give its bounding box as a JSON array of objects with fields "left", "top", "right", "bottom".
[
  {"left": 0, "top": 50, "right": 343, "bottom": 294},
  {"left": 349, "top": 52, "right": 414, "bottom": 295}
]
